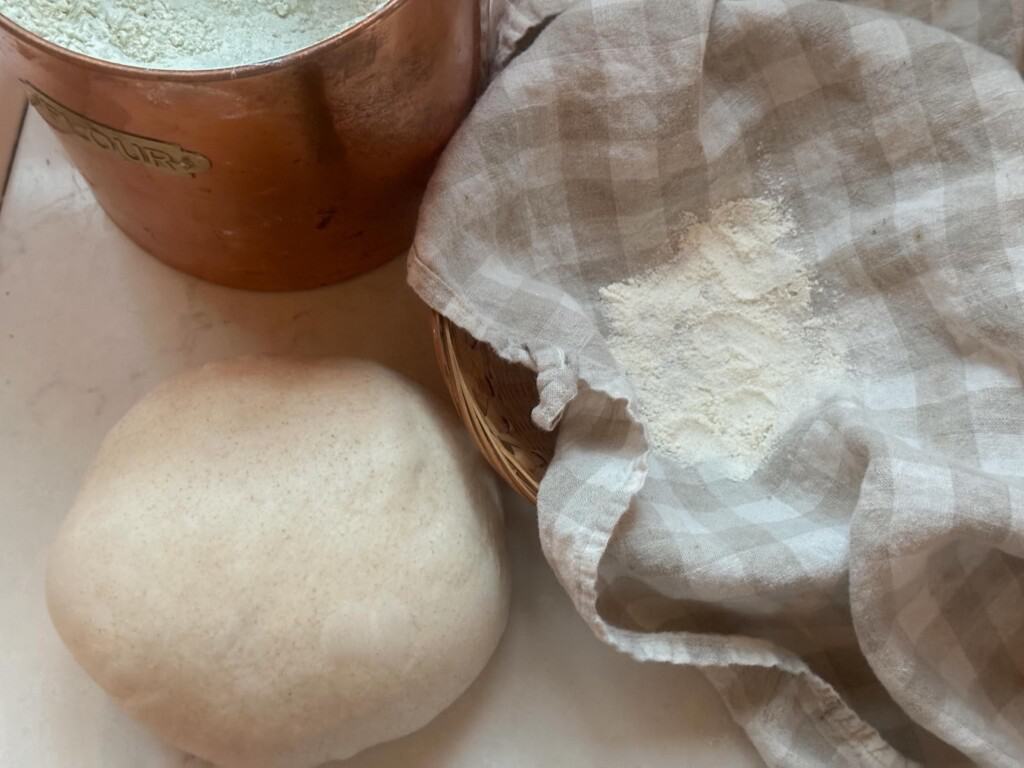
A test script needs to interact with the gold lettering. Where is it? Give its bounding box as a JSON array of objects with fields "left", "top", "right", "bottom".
[
  {"left": 88, "top": 127, "right": 114, "bottom": 151},
  {"left": 33, "top": 99, "right": 73, "bottom": 134},
  {"left": 110, "top": 135, "right": 144, "bottom": 162},
  {"left": 20, "top": 82, "right": 211, "bottom": 176},
  {"left": 143, "top": 147, "right": 176, "bottom": 170}
]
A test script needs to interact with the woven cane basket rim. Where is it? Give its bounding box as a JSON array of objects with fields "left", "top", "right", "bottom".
[{"left": 431, "top": 313, "right": 555, "bottom": 504}]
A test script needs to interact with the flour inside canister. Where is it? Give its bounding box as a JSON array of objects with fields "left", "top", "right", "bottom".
[
  {"left": 0, "top": 0, "right": 388, "bottom": 70},
  {"left": 599, "top": 198, "right": 849, "bottom": 481}
]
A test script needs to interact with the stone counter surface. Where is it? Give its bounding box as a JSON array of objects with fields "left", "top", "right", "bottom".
[{"left": 0, "top": 103, "right": 762, "bottom": 767}]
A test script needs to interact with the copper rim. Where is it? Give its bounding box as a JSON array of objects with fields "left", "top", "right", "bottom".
[{"left": 0, "top": 0, "right": 407, "bottom": 80}]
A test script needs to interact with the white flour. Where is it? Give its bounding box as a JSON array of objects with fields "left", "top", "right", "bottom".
[
  {"left": 600, "top": 198, "right": 848, "bottom": 481},
  {"left": 0, "top": 0, "right": 387, "bottom": 70}
]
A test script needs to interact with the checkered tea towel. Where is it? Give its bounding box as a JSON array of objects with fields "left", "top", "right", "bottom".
[{"left": 413, "top": 2, "right": 1024, "bottom": 765}]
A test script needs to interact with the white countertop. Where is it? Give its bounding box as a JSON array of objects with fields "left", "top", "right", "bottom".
[{"left": 0, "top": 109, "right": 763, "bottom": 768}]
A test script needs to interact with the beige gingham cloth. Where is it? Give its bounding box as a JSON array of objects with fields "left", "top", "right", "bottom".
[{"left": 413, "top": 2, "right": 1024, "bottom": 765}]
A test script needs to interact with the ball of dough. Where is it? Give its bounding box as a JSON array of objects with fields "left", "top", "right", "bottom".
[{"left": 46, "top": 358, "right": 509, "bottom": 768}]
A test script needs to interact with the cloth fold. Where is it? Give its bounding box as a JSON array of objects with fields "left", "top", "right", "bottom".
[{"left": 415, "top": 1, "right": 1024, "bottom": 764}]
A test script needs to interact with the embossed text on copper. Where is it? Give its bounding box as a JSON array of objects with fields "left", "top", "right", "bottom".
[{"left": 23, "top": 81, "right": 211, "bottom": 175}]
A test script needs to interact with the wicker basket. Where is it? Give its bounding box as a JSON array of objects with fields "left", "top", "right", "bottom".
[{"left": 432, "top": 314, "right": 556, "bottom": 503}]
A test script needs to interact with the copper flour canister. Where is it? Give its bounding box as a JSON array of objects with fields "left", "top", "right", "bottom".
[{"left": 0, "top": 0, "right": 480, "bottom": 291}]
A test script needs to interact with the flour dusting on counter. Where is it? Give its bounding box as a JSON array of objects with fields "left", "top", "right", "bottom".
[{"left": 600, "top": 198, "right": 849, "bottom": 480}]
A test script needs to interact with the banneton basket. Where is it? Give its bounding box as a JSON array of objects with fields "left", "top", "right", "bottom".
[{"left": 432, "top": 314, "right": 555, "bottom": 503}]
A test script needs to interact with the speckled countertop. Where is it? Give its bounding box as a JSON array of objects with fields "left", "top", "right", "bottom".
[{"left": 0, "top": 86, "right": 763, "bottom": 767}]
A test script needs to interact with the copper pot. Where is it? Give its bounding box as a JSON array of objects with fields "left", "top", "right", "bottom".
[{"left": 0, "top": 0, "right": 479, "bottom": 291}]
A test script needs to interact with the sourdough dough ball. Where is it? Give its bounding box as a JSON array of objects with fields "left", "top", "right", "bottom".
[{"left": 46, "top": 358, "right": 509, "bottom": 768}]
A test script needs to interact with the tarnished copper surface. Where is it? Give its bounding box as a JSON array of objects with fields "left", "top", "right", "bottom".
[{"left": 0, "top": 0, "right": 479, "bottom": 291}]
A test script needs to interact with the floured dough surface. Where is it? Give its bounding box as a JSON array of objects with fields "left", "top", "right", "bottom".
[{"left": 46, "top": 357, "right": 509, "bottom": 768}]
